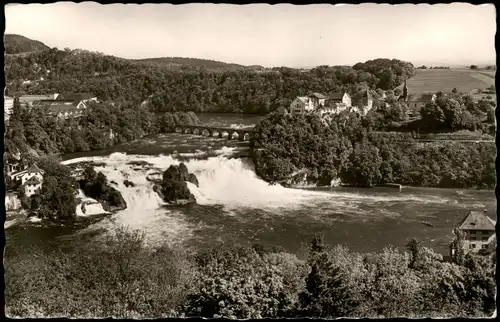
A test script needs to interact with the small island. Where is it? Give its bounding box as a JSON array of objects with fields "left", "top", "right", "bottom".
[{"left": 153, "top": 163, "right": 199, "bottom": 205}]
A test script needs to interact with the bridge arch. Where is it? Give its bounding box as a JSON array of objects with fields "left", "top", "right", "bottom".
[
  {"left": 174, "top": 124, "right": 255, "bottom": 141},
  {"left": 201, "top": 128, "right": 211, "bottom": 137},
  {"left": 229, "top": 131, "right": 239, "bottom": 140}
]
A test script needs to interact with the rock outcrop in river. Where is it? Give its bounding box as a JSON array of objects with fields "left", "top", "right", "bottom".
[
  {"left": 154, "top": 163, "right": 199, "bottom": 205},
  {"left": 78, "top": 166, "right": 127, "bottom": 212}
]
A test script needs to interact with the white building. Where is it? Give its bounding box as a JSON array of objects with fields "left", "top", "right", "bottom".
[
  {"left": 4, "top": 96, "right": 14, "bottom": 121},
  {"left": 289, "top": 92, "right": 327, "bottom": 115},
  {"left": 11, "top": 164, "right": 44, "bottom": 185},
  {"left": 289, "top": 90, "right": 378, "bottom": 117},
  {"left": 5, "top": 192, "right": 21, "bottom": 211},
  {"left": 19, "top": 94, "right": 59, "bottom": 108},
  {"left": 319, "top": 92, "right": 352, "bottom": 115},
  {"left": 24, "top": 176, "right": 43, "bottom": 197},
  {"left": 450, "top": 211, "right": 496, "bottom": 256}
]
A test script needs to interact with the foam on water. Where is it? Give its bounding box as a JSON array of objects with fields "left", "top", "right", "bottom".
[
  {"left": 75, "top": 190, "right": 109, "bottom": 217},
  {"left": 62, "top": 150, "right": 459, "bottom": 245}
]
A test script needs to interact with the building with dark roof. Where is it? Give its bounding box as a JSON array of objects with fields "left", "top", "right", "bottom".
[
  {"left": 351, "top": 88, "right": 375, "bottom": 116},
  {"left": 18, "top": 94, "right": 59, "bottom": 108},
  {"left": 35, "top": 99, "right": 88, "bottom": 119},
  {"left": 289, "top": 92, "right": 328, "bottom": 115},
  {"left": 450, "top": 210, "right": 496, "bottom": 256},
  {"left": 11, "top": 163, "right": 44, "bottom": 185},
  {"left": 23, "top": 176, "right": 43, "bottom": 197},
  {"left": 395, "top": 79, "right": 437, "bottom": 110},
  {"left": 56, "top": 93, "right": 97, "bottom": 102}
]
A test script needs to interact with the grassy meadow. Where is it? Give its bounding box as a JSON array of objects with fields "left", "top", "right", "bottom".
[{"left": 406, "top": 69, "right": 494, "bottom": 96}]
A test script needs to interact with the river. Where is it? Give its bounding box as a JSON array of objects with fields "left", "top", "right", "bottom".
[{"left": 4, "top": 113, "right": 496, "bottom": 258}]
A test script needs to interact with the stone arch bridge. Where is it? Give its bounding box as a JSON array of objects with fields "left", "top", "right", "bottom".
[{"left": 172, "top": 124, "right": 255, "bottom": 141}]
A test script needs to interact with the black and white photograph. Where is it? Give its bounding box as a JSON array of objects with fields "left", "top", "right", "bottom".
[{"left": 3, "top": 2, "right": 497, "bottom": 318}]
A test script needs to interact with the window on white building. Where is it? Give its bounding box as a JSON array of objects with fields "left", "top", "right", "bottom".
[{"left": 470, "top": 244, "right": 476, "bottom": 249}]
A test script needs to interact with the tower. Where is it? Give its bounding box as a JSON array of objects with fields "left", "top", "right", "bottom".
[{"left": 402, "top": 79, "right": 408, "bottom": 101}]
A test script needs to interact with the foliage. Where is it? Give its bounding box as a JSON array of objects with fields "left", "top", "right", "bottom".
[
  {"left": 352, "top": 58, "right": 416, "bottom": 90},
  {"left": 158, "top": 111, "right": 200, "bottom": 132},
  {"left": 33, "top": 156, "right": 78, "bottom": 220},
  {"left": 339, "top": 140, "right": 382, "bottom": 186},
  {"left": 5, "top": 42, "right": 415, "bottom": 114},
  {"left": 5, "top": 226, "right": 195, "bottom": 318},
  {"left": 3, "top": 102, "right": 198, "bottom": 164},
  {"left": 4, "top": 231, "right": 496, "bottom": 318},
  {"left": 185, "top": 244, "right": 307, "bottom": 318},
  {"left": 4, "top": 33, "right": 50, "bottom": 54},
  {"left": 252, "top": 107, "right": 495, "bottom": 189},
  {"left": 251, "top": 112, "right": 355, "bottom": 185}
]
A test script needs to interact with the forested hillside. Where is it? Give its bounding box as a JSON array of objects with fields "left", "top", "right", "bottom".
[
  {"left": 4, "top": 34, "right": 50, "bottom": 54},
  {"left": 134, "top": 57, "right": 264, "bottom": 72},
  {"left": 4, "top": 35, "right": 416, "bottom": 114}
]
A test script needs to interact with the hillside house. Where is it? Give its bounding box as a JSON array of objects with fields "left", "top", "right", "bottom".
[
  {"left": 351, "top": 88, "right": 375, "bottom": 116},
  {"left": 35, "top": 99, "right": 89, "bottom": 119},
  {"left": 4, "top": 96, "right": 14, "bottom": 121},
  {"left": 289, "top": 91, "right": 361, "bottom": 116},
  {"left": 24, "top": 176, "right": 43, "bottom": 197},
  {"left": 11, "top": 164, "right": 44, "bottom": 185},
  {"left": 4, "top": 161, "right": 27, "bottom": 177},
  {"left": 450, "top": 211, "right": 496, "bottom": 256},
  {"left": 326, "top": 92, "right": 352, "bottom": 112},
  {"left": 309, "top": 92, "right": 327, "bottom": 108},
  {"left": 5, "top": 192, "right": 21, "bottom": 211},
  {"left": 289, "top": 93, "right": 327, "bottom": 115},
  {"left": 405, "top": 93, "right": 437, "bottom": 110},
  {"left": 19, "top": 93, "right": 59, "bottom": 108},
  {"left": 290, "top": 97, "right": 313, "bottom": 115}
]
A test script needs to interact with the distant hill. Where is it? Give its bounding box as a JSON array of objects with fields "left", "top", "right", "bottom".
[
  {"left": 4, "top": 34, "right": 50, "bottom": 54},
  {"left": 134, "top": 57, "right": 264, "bottom": 72}
]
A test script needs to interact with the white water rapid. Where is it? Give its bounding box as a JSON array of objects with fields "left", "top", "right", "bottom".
[{"left": 61, "top": 150, "right": 459, "bottom": 246}]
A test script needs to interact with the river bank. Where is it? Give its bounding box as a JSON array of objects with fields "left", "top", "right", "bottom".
[{"left": 5, "top": 113, "right": 496, "bottom": 259}]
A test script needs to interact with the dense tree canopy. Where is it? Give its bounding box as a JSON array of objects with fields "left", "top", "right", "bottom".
[
  {"left": 5, "top": 47, "right": 415, "bottom": 114},
  {"left": 6, "top": 231, "right": 495, "bottom": 318},
  {"left": 251, "top": 111, "right": 495, "bottom": 189},
  {"left": 4, "top": 102, "right": 199, "bottom": 163},
  {"left": 27, "top": 156, "right": 78, "bottom": 220}
]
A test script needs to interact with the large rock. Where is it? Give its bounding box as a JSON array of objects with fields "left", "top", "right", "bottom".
[
  {"left": 187, "top": 173, "right": 199, "bottom": 187},
  {"left": 100, "top": 187, "right": 127, "bottom": 212},
  {"left": 123, "top": 179, "right": 136, "bottom": 187},
  {"left": 156, "top": 163, "right": 199, "bottom": 205}
]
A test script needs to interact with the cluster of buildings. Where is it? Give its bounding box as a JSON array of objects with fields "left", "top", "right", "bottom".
[
  {"left": 288, "top": 88, "right": 374, "bottom": 116},
  {"left": 4, "top": 92, "right": 97, "bottom": 122},
  {"left": 285, "top": 80, "right": 440, "bottom": 119},
  {"left": 4, "top": 163, "right": 45, "bottom": 212}
]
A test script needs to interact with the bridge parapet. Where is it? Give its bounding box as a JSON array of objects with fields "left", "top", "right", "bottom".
[{"left": 173, "top": 124, "right": 255, "bottom": 141}]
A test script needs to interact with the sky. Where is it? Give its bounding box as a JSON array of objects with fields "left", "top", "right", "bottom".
[{"left": 5, "top": 2, "right": 496, "bottom": 68}]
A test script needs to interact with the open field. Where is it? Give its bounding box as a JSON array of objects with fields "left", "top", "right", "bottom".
[{"left": 405, "top": 69, "right": 495, "bottom": 95}]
